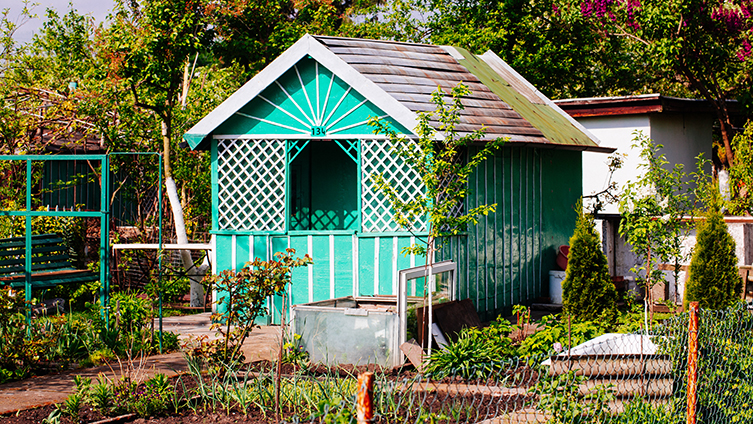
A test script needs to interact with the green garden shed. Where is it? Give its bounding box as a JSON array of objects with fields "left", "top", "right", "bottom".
[{"left": 183, "top": 35, "right": 613, "bottom": 322}]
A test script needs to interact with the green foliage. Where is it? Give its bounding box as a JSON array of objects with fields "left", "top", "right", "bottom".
[
  {"left": 613, "top": 398, "right": 673, "bottom": 424},
  {"left": 355, "top": 0, "right": 641, "bottom": 99},
  {"left": 369, "top": 82, "right": 505, "bottom": 258},
  {"left": 563, "top": 0, "right": 751, "bottom": 170},
  {"left": 61, "top": 391, "right": 83, "bottom": 422},
  {"left": 562, "top": 200, "right": 619, "bottom": 323},
  {"left": 309, "top": 399, "right": 356, "bottom": 424},
  {"left": 196, "top": 248, "right": 312, "bottom": 364},
  {"left": 727, "top": 120, "right": 753, "bottom": 216},
  {"left": 422, "top": 316, "right": 516, "bottom": 379},
  {"left": 282, "top": 333, "right": 310, "bottom": 369},
  {"left": 518, "top": 314, "right": 608, "bottom": 357},
  {"left": 619, "top": 134, "right": 692, "bottom": 311},
  {"left": 69, "top": 373, "right": 174, "bottom": 417},
  {"left": 684, "top": 188, "right": 742, "bottom": 310},
  {"left": 109, "top": 291, "right": 151, "bottom": 334},
  {"left": 530, "top": 370, "right": 614, "bottom": 424},
  {"left": 655, "top": 303, "right": 753, "bottom": 424}
]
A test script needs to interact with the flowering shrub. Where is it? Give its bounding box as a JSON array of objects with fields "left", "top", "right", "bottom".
[{"left": 282, "top": 333, "right": 310, "bottom": 368}]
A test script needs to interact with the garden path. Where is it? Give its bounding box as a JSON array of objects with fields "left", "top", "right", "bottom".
[{"left": 0, "top": 313, "right": 281, "bottom": 415}]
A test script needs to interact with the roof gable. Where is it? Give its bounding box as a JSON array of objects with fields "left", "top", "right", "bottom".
[
  {"left": 185, "top": 35, "right": 612, "bottom": 153},
  {"left": 215, "top": 57, "right": 410, "bottom": 138},
  {"left": 183, "top": 35, "right": 420, "bottom": 149}
]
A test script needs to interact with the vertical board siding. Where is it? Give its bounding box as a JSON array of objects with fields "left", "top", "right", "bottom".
[
  {"left": 358, "top": 237, "right": 376, "bottom": 296},
  {"left": 211, "top": 143, "right": 578, "bottom": 323},
  {"left": 439, "top": 146, "right": 544, "bottom": 321}
]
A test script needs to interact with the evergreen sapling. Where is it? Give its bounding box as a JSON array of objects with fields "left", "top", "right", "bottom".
[{"left": 562, "top": 202, "right": 619, "bottom": 323}]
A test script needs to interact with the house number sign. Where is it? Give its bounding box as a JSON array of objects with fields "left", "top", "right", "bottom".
[{"left": 311, "top": 126, "right": 327, "bottom": 136}]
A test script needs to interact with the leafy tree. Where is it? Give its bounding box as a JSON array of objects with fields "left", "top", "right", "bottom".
[
  {"left": 684, "top": 185, "right": 742, "bottom": 309},
  {"left": 565, "top": 0, "right": 752, "bottom": 170},
  {"left": 369, "top": 83, "right": 504, "bottom": 354},
  {"left": 210, "top": 0, "right": 353, "bottom": 75},
  {"left": 562, "top": 200, "right": 619, "bottom": 323},
  {"left": 351, "top": 0, "right": 653, "bottom": 99},
  {"left": 102, "top": 0, "right": 217, "bottom": 303},
  {"left": 727, "top": 120, "right": 753, "bottom": 215},
  {"left": 619, "top": 134, "right": 692, "bottom": 323}
]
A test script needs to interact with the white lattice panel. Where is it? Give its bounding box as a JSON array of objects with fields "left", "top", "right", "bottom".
[
  {"left": 217, "top": 138, "right": 286, "bottom": 231},
  {"left": 361, "top": 139, "right": 426, "bottom": 232}
]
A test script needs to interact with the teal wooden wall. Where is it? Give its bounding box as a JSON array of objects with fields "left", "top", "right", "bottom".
[
  {"left": 211, "top": 145, "right": 581, "bottom": 323},
  {"left": 213, "top": 232, "right": 421, "bottom": 324},
  {"left": 436, "top": 146, "right": 580, "bottom": 321}
]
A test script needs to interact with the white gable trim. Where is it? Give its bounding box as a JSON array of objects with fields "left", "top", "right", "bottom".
[
  {"left": 479, "top": 51, "right": 604, "bottom": 147},
  {"left": 184, "top": 34, "right": 421, "bottom": 149}
]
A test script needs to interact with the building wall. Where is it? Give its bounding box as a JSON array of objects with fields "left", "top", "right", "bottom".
[
  {"left": 580, "top": 114, "right": 650, "bottom": 215},
  {"left": 649, "top": 113, "right": 713, "bottom": 183},
  {"left": 438, "top": 147, "right": 582, "bottom": 320},
  {"left": 211, "top": 141, "right": 584, "bottom": 322}
]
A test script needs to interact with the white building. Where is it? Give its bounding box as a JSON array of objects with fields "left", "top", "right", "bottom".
[{"left": 554, "top": 94, "right": 753, "bottom": 305}]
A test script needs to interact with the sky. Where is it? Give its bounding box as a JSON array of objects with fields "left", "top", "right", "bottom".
[{"left": 5, "top": 0, "right": 116, "bottom": 42}]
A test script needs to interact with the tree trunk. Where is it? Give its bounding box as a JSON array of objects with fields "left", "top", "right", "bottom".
[{"left": 162, "top": 120, "right": 207, "bottom": 307}]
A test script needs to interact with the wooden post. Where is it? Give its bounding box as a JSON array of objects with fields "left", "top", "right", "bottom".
[
  {"left": 687, "top": 301, "right": 700, "bottom": 424},
  {"left": 357, "top": 372, "right": 374, "bottom": 424}
]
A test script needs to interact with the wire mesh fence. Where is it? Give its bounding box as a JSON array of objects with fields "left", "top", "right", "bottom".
[{"left": 267, "top": 302, "right": 753, "bottom": 424}]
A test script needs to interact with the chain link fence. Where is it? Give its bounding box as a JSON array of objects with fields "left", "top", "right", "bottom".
[{"left": 281, "top": 302, "right": 753, "bottom": 424}]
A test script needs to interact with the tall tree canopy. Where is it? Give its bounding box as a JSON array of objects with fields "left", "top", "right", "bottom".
[{"left": 360, "top": 0, "right": 752, "bottom": 168}]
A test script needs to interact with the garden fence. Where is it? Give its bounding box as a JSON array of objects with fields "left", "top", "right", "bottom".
[{"left": 283, "top": 302, "right": 753, "bottom": 424}]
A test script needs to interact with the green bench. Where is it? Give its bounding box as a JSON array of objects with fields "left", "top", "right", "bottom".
[{"left": 0, "top": 234, "right": 98, "bottom": 290}]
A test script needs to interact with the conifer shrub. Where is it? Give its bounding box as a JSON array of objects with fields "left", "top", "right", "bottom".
[
  {"left": 562, "top": 202, "right": 619, "bottom": 323},
  {"left": 684, "top": 189, "right": 741, "bottom": 310}
]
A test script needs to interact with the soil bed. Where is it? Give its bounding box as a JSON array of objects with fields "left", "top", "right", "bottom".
[{"left": 2, "top": 361, "right": 536, "bottom": 424}]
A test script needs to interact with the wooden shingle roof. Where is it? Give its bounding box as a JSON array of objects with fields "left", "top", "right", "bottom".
[
  {"left": 184, "top": 35, "right": 613, "bottom": 153},
  {"left": 314, "top": 36, "right": 545, "bottom": 143}
]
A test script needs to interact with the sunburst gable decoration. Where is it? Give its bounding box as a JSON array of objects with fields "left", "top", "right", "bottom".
[{"left": 215, "top": 58, "right": 407, "bottom": 138}]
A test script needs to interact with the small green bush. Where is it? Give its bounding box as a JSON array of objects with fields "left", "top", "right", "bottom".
[
  {"left": 422, "top": 316, "right": 516, "bottom": 380},
  {"left": 684, "top": 189, "right": 741, "bottom": 310},
  {"left": 562, "top": 202, "right": 619, "bottom": 323}
]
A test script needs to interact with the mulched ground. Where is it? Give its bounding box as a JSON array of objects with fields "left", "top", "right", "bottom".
[{"left": 2, "top": 361, "right": 535, "bottom": 424}]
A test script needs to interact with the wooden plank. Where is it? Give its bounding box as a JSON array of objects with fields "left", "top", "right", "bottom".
[
  {"left": 386, "top": 89, "right": 503, "bottom": 103},
  {"left": 352, "top": 64, "right": 481, "bottom": 84},
  {"left": 368, "top": 74, "right": 491, "bottom": 91},
  {"left": 378, "top": 83, "right": 501, "bottom": 101},
  {"left": 327, "top": 46, "right": 453, "bottom": 65},
  {"left": 394, "top": 97, "right": 519, "bottom": 112},
  {"left": 450, "top": 114, "right": 539, "bottom": 128},
  {"left": 111, "top": 243, "right": 213, "bottom": 250},
  {"left": 430, "top": 122, "right": 545, "bottom": 137},
  {"left": 400, "top": 339, "right": 424, "bottom": 370},
  {"left": 316, "top": 36, "right": 445, "bottom": 55},
  {"left": 336, "top": 54, "right": 468, "bottom": 73}
]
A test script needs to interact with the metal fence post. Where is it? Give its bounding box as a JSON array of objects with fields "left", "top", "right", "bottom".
[
  {"left": 357, "top": 372, "right": 374, "bottom": 424},
  {"left": 687, "top": 301, "right": 700, "bottom": 424}
]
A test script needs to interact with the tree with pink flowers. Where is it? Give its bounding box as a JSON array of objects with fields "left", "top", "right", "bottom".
[{"left": 573, "top": 0, "right": 752, "bottom": 169}]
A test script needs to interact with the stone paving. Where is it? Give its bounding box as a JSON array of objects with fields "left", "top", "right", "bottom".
[{"left": 0, "top": 313, "right": 281, "bottom": 415}]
